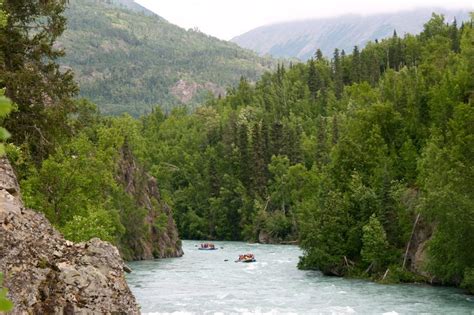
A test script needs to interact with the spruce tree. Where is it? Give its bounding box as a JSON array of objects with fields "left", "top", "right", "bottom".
[
  {"left": 307, "top": 58, "right": 319, "bottom": 98},
  {"left": 315, "top": 49, "right": 324, "bottom": 62},
  {"left": 332, "top": 48, "right": 344, "bottom": 98},
  {"left": 450, "top": 18, "right": 460, "bottom": 53},
  {"left": 238, "top": 123, "right": 251, "bottom": 186},
  {"left": 351, "top": 46, "right": 361, "bottom": 83},
  {"left": 1, "top": 0, "right": 78, "bottom": 162},
  {"left": 251, "top": 122, "right": 267, "bottom": 197}
]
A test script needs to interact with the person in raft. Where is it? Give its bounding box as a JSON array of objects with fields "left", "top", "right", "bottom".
[
  {"left": 200, "top": 243, "right": 215, "bottom": 249},
  {"left": 239, "top": 253, "right": 254, "bottom": 261}
]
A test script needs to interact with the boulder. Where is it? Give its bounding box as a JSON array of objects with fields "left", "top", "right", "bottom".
[{"left": 0, "top": 157, "right": 140, "bottom": 314}]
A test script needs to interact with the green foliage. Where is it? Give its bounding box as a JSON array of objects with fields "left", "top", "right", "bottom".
[
  {"left": 264, "top": 211, "right": 292, "bottom": 239},
  {"left": 133, "top": 14, "right": 473, "bottom": 293},
  {"left": 20, "top": 113, "right": 156, "bottom": 258},
  {"left": 60, "top": 0, "right": 276, "bottom": 116},
  {"left": 378, "top": 265, "right": 426, "bottom": 284},
  {"left": 0, "top": 90, "right": 12, "bottom": 155},
  {"left": 418, "top": 102, "right": 474, "bottom": 286},
  {"left": 3, "top": 3, "right": 472, "bottom": 295},
  {"left": 1, "top": 0, "right": 78, "bottom": 163},
  {"left": 461, "top": 268, "right": 474, "bottom": 294},
  {"left": 0, "top": 0, "right": 6, "bottom": 28},
  {"left": 153, "top": 213, "right": 168, "bottom": 232},
  {"left": 61, "top": 206, "right": 121, "bottom": 243},
  {"left": 0, "top": 273, "right": 13, "bottom": 312},
  {"left": 361, "top": 214, "right": 390, "bottom": 271},
  {"left": 298, "top": 188, "right": 351, "bottom": 275},
  {"left": 1, "top": 0, "right": 177, "bottom": 263}
]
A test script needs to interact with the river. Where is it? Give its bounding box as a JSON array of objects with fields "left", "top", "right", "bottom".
[{"left": 126, "top": 241, "right": 474, "bottom": 314}]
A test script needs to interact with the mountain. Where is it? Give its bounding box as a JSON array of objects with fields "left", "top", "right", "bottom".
[
  {"left": 231, "top": 8, "right": 471, "bottom": 60},
  {"left": 60, "top": 0, "right": 275, "bottom": 116}
]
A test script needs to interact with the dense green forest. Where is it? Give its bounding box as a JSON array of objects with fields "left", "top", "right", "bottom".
[
  {"left": 136, "top": 14, "right": 473, "bottom": 291},
  {"left": 60, "top": 0, "right": 276, "bottom": 116},
  {"left": 0, "top": 0, "right": 181, "bottom": 262},
  {"left": 0, "top": 0, "right": 473, "bottom": 296}
]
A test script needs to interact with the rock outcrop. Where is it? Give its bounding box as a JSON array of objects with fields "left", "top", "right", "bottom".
[
  {"left": 0, "top": 157, "right": 140, "bottom": 314},
  {"left": 170, "top": 79, "right": 226, "bottom": 103},
  {"left": 405, "top": 214, "right": 435, "bottom": 281},
  {"left": 117, "top": 145, "right": 183, "bottom": 260}
]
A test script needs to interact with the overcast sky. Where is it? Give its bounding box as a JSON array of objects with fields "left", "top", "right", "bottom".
[{"left": 136, "top": 0, "right": 473, "bottom": 40}]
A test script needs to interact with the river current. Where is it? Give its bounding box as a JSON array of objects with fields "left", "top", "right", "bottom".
[{"left": 126, "top": 241, "right": 473, "bottom": 314}]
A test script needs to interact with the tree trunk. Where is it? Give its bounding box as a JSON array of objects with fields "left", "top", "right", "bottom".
[{"left": 403, "top": 213, "right": 421, "bottom": 269}]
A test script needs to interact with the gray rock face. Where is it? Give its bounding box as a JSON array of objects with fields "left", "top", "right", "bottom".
[
  {"left": 0, "top": 158, "right": 140, "bottom": 314},
  {"left": 118, "top": 146, "right": 184, "bottom": 260},
  {"left": 406, "top": 215, "right": 436, "bottom": 281}
]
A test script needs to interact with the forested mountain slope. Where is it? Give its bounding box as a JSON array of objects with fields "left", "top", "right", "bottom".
[
  {"left": 138, "top": 14, "right": 474, "bottom": 292},
  {"left": 60, "top": 0, "right": 275, "bottom": 115},
  {"left": 1, "top": 0, "right": 183, "bottom": 264},
  {"left": 232, "top": 8, "right": 471, "bottom": 59}
]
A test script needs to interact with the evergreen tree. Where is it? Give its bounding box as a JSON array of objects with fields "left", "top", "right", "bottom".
[
  {"left": 361, "top": 214, "right": 390, "bottom": 271},
  {"left": 315, "top": 117, "right": 328, "bottom": 168},
  {"left": 238, "top": 123, "right": 251, "bottom": 185},
  {"left": 332, "top": 48, "right": 344, "bottom": 98},
  {"left": 270, "top": 121, "right": 284, "bottom": 157},
  {"left": 1, "top": 0, "right": 78, "bottom": 162},
  {"left": 351, "top": 46, "right": 361, "bottom": 83},
  {"left": 307, "top": 58, "right": 319, "bottom": 98},
  {"left": 331, "top": 115, "right": 340, "bottom": 145},
  {"left": 340, "top": 49, "right": 351, "bottom": 85},
  {"left": 251, "top": 122, "right": 267, "bottom": 197},
  {"left": 450, "top": 18, "right": 460, "bottom": 53},
  {"left": 315, "top": 49, "right": 324, "bottom": 62}
]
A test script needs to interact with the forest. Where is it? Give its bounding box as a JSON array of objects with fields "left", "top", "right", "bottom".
[
  {"left": 136, "top": 15, "right": 474, "bottom": 291},
  {"left": 0, "top": 0, "right": 473, "bottom": 300},
  {"left": 60, "top": 0, "right": 275, "bottom": 116}
]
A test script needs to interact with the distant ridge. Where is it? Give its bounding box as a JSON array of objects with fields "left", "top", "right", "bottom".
[
  {"left": 60, "top": 0, "right": 275, "bottom": 116},
  {"left": 232, "top": 8, "right": 471, "bottom": 60},
  {"left": 110, "top": 0, "right": 157, "bottom": 16}
]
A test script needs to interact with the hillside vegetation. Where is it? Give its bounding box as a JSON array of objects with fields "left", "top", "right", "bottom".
[
  {"left": 1, "top": 0, "right": 473, "bottom": 297},
  {"left": 137, "top": 13, "right": 474, "bottom": 291},
  {"left": 60, "top": 0, "right": 275, "bottom": 115},
  {"left": 1, "top": 0, "right": 182, "bottom": 262}
]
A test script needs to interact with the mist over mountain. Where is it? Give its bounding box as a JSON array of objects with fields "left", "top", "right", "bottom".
[
  {"left": 60, "top": 0, "right": 275, "bottom": 116},
  {"left": 232, "top": 8, "right": 471, "bottom": 60}
]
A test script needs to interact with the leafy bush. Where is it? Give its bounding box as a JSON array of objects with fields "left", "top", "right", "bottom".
[
  {"left": 0, "top": 273, "right": 13, "bottom": 312},
  {"left": 61, "top": 206, "right": 122, "bottom": 243},
  {"left": 461, "top": 268, "right": 474, "bottom": 294},
  {"left": 361, "top": 214, "right": 390, "bottom": 272},
  {"left": 0, "top": 90, "right": 12, "bottom": 155}
]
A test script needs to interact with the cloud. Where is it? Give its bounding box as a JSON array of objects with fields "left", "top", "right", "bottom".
[{"left": 136, "top": 0, "right": 473, "bottom": 40}]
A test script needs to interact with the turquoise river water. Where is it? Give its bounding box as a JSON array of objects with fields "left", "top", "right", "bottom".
[{"left": 126, "top": 240, "right": 474, "bottom": 314}]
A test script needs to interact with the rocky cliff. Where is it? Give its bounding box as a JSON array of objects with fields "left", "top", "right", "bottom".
[
  {"left": 405, "top": 214, "right": 435, "bottom": 281},
  {"left": 0, "top": 157, "right": 140, "bottom": 314},
  {"left": 117, "top": 146, "right": 183, "bottom": 260}
]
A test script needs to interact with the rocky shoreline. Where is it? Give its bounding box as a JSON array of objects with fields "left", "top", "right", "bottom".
[{"left": 0, "top": 157, "right": 140, "bottom": 314}]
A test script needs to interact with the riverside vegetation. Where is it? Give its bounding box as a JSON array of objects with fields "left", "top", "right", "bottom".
[
  {"left": 138, "top": 14, "right": 474, "bottom": 292},
  {"left": 0, "top": 0, "right": 473, "bottom": 302}
]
